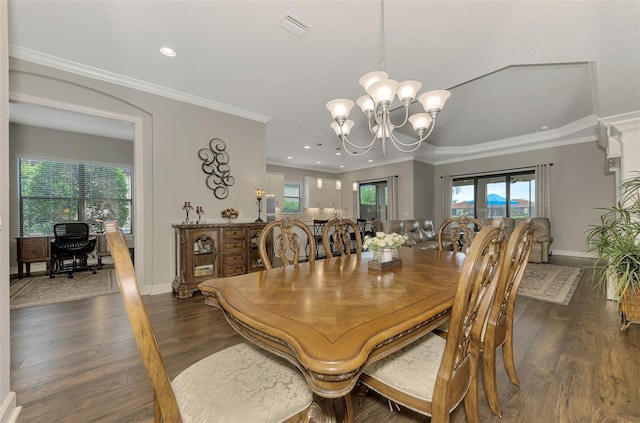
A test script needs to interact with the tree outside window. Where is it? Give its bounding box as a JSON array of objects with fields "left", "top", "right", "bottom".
[{"left": 19, "top": 158, "right": 132, "bottom": 235}]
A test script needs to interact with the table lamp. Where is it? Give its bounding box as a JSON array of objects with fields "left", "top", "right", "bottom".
[{"left": 255, "top": 188, "right": 265, "bottom": 222}]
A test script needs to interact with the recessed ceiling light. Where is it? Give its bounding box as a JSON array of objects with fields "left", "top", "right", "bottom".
[
  {"left": 287, "top": 156, "right": 292, "bottom": 159},
  {"left": 336, "top": 152, "right": 341, "bottom": 156},
  {"left": 540, "top": 125, "right": 548, "bottom": 130},
  {"left": 368, "top": 159, "right": 373, "bottom": 163},
  {"left": 304, "top": 145, "right": 311, "bottom": 149},
  {"left": 340, "top": 165, "right": 344, "bottom": 168},
  {"left": 159, "top": 47, "right": 176, "bottom": 57},
  {"left": 316, "top": 161, "right": 321, "bottom": 164}
]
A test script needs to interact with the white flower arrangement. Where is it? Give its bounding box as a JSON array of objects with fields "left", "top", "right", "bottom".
[{"left": 363, "top": 232, "right": 407, "bottom": 251}]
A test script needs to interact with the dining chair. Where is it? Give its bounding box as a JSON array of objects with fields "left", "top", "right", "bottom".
[
  {"left": 103, "top": 221, "right": 315, "bottom": 423},
  {"left": 482, "top": 218, "right": 534, "bottom": 417},
  {"left": 437, "top": 215, "right": 485, "bottom": 252},
  {"left": 258, "top": 216, "right": 316, "bottom": 270},
  {"left": 359, "top": 224, "right": 506, "bottom": 423},
  {"left": 312, "top": 219, "right": 329, "bottom": 259},
  {"left": 322, "top": 217, "right": 362, "bottom": 257}
]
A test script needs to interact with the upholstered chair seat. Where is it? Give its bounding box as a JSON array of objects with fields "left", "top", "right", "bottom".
[
  {"left": 104, "top": 220, "right": 314, "bottom": 423},
  {"left": 172, "top": 343, "right": 313, "bottom": 422}
]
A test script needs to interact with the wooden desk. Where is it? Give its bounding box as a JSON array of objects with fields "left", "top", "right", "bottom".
[
  {"left": 16, "top": 236, "right": 51, "bottom": 278},
  {"left": 198, "top": 248, "right": 465, "bottom": 419}
]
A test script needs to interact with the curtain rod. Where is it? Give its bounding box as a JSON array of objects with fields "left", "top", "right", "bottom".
[{"left": 440, "top": 163, "right": 553, "bottom": 179}]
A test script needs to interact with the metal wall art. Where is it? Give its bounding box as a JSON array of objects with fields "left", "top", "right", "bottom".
[{"left": 198, "top": 137, "right": 235, "bottom": 199}]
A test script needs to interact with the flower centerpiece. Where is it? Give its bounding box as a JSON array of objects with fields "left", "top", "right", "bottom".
[{"left": 363, "top": 232, "right": 407, "bottom": 263}]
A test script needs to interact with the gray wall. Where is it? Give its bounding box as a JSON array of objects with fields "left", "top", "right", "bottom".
[
  {"left": 433, "top": 140, "right": 614, "bottom": 255},
  {"left": 10, "top": 57, "right": 267, "bottom": 294},
  {"left": 339, "top": 159, "right": 416, "bottom": 220},
  {"left": 8, "top": 123, "right": 134, "bottom": 263}
]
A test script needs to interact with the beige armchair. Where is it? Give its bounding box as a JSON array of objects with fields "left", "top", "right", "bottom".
[{"left": 519, "top": 217, "right": 552, "bottom": 263}]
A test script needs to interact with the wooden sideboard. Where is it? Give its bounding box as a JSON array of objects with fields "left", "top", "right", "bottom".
[{"left": 171, "top": 222, "right": 272, "bottom": 299}]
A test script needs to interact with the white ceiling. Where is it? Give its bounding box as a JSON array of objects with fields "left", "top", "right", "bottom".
[{"left": 7, "top": 0, "right": 640, "bottom": 172}]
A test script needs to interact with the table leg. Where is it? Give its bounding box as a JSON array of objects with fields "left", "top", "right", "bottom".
[
  {"left": 17, "top": 261, "right": 24, "bottom": 279},
  {"left": 342, "top": 393, "right": 354, "bottom": 423},
  {"left": 25, "top": 263, "right": 31, "bottom": 277}
]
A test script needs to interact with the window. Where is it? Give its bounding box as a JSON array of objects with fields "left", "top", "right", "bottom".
[
  {"left": 358, "top": 180, "right": 388, "bottom": 221},
  {"left": 283, "top": 182, "right": 301, "bottom": 213},
  {"left": 18, "top": 158, "right": 133, "bottom": 235},
  {"left": 450, "top": 171, "right": 535, "bottom": 219}
]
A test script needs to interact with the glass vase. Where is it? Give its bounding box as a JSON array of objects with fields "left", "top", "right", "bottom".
[{"left": 373, "top": 247, "right": 398, "bottom": 263}]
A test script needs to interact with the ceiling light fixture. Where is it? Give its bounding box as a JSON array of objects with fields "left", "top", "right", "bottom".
[
  {"left": 325, "top": 0, "right": 450, "bottom": 156},
  {"left": 159, "top": 46, "right": 176, "bottom": 57}
]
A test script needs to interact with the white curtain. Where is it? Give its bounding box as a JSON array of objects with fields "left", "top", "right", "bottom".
[
  {"left": 535, "top": 164, "right": 552, "bottom": 219},
  {"left": 387, "top": 175, "right": 398, "bottom": 220},
  {"left": 442, "top": 175, "right": 452, "bottom": 221}
]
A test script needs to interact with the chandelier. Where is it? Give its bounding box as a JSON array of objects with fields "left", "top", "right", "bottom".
[{"left": 325, "top": 1, "right": 451, "bottom": 156}]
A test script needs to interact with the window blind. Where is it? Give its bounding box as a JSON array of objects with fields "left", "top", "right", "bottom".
[{"left": 18, "top": 158, "right": 133, "bottom": 236}]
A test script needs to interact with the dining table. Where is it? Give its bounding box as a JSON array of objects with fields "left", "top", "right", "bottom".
[{"left": 198, "top": 247, "right": 466, "bottom": 422}]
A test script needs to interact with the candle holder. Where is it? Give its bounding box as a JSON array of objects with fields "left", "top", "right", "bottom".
[
  {"left": 182, "top": 201, "right": 194, "bottom": 224},
  {"left": 195, "top": 206, "right": 205, "bottom": 224},
  {"left": 255, "top": 188, "right": 265, "bottom": 222}
]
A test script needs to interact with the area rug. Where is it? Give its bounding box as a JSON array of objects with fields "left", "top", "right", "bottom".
[
  {"left": 10, "top": 269, "right": 118, "bottom": 310},
  {"left": 518, "top": 263, "right": 584, "bottom": 305}
]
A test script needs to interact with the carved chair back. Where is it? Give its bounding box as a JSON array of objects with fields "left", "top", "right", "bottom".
[
  {"left": 258, "top": 217, "right": 315, "bottom": 270},
  {"left": 437, "top": 215, "right": 485, "bottom": 252},
  {"left": 104, "top": 221, "right": 183, "bottom": 422},
  {"left": 482, "top": 218, "right": 534, "bottom": 416},
  {"left": 322, "top": 218, "right": 362, "bottom": 257}
]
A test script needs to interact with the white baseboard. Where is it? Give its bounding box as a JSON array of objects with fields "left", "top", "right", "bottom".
[
  {"left": 552, "top": 250, "right": 597, "bottom": 259},
  {"left": 0, "top": 392, "right": 21, "bottom": 423},
  {"left": 148, "top": 283, "right": 173, "bottom": 296}
]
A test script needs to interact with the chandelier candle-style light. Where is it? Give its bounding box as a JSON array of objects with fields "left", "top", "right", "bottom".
[{"left": 326, "top": 0, "right": 451, "bottom": 156}]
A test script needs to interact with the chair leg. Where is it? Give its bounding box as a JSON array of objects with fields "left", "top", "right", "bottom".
[
  {"left": 463, "top": 359, "right": 481, "bottom": 423},
  {"left": 503, "top": 331, "right": 520, "bottom": 386},
  {"left": 154, "top": 394, "right": 162, "bottom": 423},
  {"left": 482, "top": 346, "right": 502, "bottom": 417}
]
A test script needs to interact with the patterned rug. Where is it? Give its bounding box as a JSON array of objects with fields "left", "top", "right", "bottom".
[
  {"left": 10, "top": 268, "right": 119, "bottom": 310},
  {"left": 518, "top": 263, "right": 584, "bottom": 305}
]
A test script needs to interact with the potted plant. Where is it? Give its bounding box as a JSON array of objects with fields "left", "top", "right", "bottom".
[{"left": 585, "top": 175, "right": 640, "bottom": 331}]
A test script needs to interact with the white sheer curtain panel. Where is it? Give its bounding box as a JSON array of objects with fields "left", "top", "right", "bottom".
[
  {"left": 442, "top": 175, "right": 452, "bottom": 220},
  {"left": 535, "top": 164, "right": 552, "bottom": 219},
  {"left": 387, "top": 175, "right": 399, "bottom": 220}
]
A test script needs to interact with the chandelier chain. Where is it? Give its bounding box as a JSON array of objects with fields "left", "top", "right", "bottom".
[{"left": 379, "top": 0, "right": 386, "bottom": 72}]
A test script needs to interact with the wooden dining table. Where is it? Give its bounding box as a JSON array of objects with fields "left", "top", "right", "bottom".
[{"left": 198, "top": 248, "right": 465, "bottom": 421}]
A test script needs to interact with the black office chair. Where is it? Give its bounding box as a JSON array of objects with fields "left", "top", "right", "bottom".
[{"left": 50, "top": 222, "right": 97, "bottom": 278}]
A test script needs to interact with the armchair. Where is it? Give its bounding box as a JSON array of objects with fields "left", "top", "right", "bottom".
[{"left": 523, "top": 217, "right": 553, "bottom": 263}]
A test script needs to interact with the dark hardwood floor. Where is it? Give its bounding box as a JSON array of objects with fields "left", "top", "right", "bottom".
[{"left": 10, "top": 256, "right": 640, "bottom": 422}]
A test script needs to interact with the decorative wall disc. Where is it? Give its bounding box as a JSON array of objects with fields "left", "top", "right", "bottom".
[{"left": 198, "top": 138, "right": 234, "bottom": 199}]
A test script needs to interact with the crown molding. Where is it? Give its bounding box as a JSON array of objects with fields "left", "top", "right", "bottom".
[{"left": 9, "top": 45, "right": 272, "bottom": 124}]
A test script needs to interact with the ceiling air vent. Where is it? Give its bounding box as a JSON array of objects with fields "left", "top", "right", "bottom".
[{"left": 278, "top": 12, "right": 312, "bottom": 38}]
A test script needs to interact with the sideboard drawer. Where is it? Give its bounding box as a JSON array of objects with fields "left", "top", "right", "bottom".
[
  {"left": 20, "top": 237, "right": 50, "bottom": 259},
  {"left": 223, "top": 264, "right": 246, "bottom": 276},
  {"left": 223, "top": 253, "right": 244, "bottom": 265},
  {"left": 223, "top": 228, "right": 245, "bottom": 238},
  {"left": 222, "top": 239, "right": 246, "bottom": 250}
]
